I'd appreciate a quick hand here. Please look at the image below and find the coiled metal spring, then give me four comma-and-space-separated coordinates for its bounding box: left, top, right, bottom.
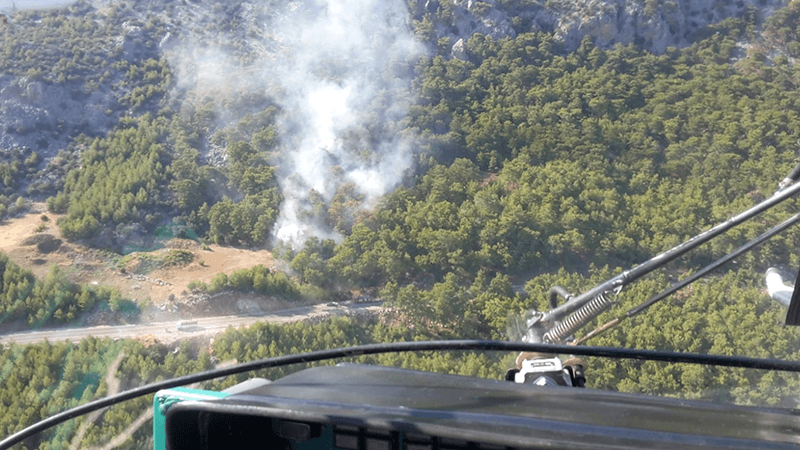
543, 292, 615, 343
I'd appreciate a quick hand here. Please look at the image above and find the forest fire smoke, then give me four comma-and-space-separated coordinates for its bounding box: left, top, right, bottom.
269, 0, 423, 244
170, 0, 424, 246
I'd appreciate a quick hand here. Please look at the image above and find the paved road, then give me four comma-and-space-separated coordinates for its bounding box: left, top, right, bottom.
0, 302, 382, 345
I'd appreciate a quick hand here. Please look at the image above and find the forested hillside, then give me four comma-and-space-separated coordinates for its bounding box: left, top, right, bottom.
4, 1, 800, 449
295, 16, 800, 335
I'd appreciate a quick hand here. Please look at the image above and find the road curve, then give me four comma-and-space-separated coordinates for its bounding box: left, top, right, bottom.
0, 302, 383, 346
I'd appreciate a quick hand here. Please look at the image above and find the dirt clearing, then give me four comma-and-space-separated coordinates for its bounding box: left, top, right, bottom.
0, 204, 278, 306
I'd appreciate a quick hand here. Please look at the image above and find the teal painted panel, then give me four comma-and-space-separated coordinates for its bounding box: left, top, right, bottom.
153, 388, 229, 450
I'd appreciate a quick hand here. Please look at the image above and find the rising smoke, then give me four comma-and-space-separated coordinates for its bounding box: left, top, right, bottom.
170, 0, 425, 246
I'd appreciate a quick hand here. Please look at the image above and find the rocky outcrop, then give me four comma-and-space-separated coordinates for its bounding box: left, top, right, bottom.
0, 50, 146, 160
414, 0, 789, 57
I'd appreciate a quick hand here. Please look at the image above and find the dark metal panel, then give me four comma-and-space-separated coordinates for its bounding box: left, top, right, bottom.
166, 364, 800, 450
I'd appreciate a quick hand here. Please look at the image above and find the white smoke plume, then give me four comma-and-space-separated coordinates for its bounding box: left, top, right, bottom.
270, 0, 424, 244
169, 0, 425, 246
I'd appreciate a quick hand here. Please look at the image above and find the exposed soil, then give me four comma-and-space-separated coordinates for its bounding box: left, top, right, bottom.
0, 204, 282, 312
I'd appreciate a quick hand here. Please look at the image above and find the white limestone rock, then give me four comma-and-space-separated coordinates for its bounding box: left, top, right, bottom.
417, 0, 790, 54
452, 37, 468, 60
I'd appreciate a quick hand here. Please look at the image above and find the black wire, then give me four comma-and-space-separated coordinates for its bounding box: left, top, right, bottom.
4, 340, 800, 450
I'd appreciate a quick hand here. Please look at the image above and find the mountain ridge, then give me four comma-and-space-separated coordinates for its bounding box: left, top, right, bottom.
410, 0, 789, 58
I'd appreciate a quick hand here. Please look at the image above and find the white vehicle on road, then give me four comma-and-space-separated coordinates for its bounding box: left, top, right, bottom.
176, 320, 198, 332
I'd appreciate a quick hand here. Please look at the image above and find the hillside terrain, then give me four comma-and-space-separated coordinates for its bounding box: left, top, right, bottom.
5, 0, 800, 449
416, 0, 790, 55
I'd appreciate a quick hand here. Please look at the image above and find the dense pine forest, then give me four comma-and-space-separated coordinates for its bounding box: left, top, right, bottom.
5, 0, 800, 449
